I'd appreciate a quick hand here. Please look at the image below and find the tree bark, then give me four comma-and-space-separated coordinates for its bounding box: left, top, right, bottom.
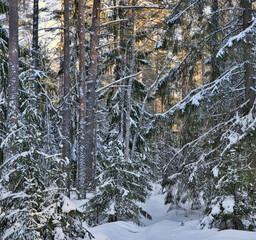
84, 0, 101, 187
77, 0, 87, 197
63, 0, 72, 194
113, 0, 120, 81
210, 0, 220, 82
59, 0, 64, 101
119, 0, 125, 151
241, 0, 254, 113
32, 0, 39, 95
5, 0, 19, 163
124, 0, 136, 162
181, 14, 186, 99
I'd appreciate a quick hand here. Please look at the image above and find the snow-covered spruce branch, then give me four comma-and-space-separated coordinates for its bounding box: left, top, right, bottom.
161, 64, 247, 171
165, 104, 256, 180
96, 72, 142, 93
0, 126, 26, 149
220, 107, 256, 156
0, 151, 31, 171
158, 64, 243, 118
217, 18, 256, 58
167, 104, 256, 186
167, 0, 200, 26
0, 36, 8, 49
101, 5, 171, 11
164, 117, 232, 173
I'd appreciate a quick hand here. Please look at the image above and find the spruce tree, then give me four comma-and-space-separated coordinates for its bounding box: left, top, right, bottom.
162, 0, 256, 230
0, 2, 92, 238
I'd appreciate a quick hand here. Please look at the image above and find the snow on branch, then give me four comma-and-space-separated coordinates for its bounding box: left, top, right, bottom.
101, 5, 171, 11
96, 72, 142, 93
158, 64, 243, 118
167, 0, 200, 26
217, 18, 256, 58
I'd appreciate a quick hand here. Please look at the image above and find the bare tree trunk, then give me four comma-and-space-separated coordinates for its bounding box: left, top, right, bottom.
32, 0, 39, 95
201, 54, 206, 85
119, 0, 125, 152
59, 0, 64, 101
124, 0, 135, 162
84, 0, 101, 188
241, 0, 254, 113
113, 0, 120, 81
181, 14, 186, 99
5, 0, 19, 163
210, 0, 220, 82
77, 0, 87, 197
63, 0, 71, 195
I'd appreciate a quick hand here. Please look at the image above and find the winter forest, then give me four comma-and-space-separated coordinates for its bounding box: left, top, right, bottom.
0, 0, 256, 239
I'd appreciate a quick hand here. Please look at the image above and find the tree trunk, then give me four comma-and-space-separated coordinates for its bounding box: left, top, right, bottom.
124, 0, 136, 162
5, 0, 19, 163
63, 0, 71, 195
181, 14, 186, 99
210, 0, 220, 82
241, 0, 254, 113
77, 0, 87, 197
32, 0, 39, 95
59, 0, 64, 101
84, 0, 101, 188
119, 0, 125, 152
113, 0, 120, 81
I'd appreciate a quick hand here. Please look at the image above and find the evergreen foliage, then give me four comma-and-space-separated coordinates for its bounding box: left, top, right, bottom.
0, 100, 90, 239
0, 30, 91, 239
86, 137, 152, 225
0, 0, 256, 236
163, 1, 256, 230
86, 79, 154, 225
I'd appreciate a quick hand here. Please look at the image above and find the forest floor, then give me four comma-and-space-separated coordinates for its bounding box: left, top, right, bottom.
87, 185, 256, 240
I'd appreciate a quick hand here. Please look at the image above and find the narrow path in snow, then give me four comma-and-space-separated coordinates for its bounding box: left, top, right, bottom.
90, 186, 256, 240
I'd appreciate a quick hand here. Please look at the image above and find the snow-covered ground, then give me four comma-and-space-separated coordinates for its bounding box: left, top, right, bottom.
89, 185, 256, 240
